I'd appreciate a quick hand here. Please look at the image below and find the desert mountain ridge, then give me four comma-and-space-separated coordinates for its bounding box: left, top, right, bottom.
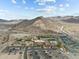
0, 16, 79, 36
0, 16, 79, 24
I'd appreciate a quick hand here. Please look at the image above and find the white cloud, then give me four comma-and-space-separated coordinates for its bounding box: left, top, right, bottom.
0, 9, 11, 19
36, 6, 56, 14
25, 7, 34, 10
22, 0, 26, 4
59, 4, 64, 8
59, 8, 65, 11
35, 0, 56, 3
12, 0, 16, 4
35, 0, 56, 5
0, 11, 27, 20
11, 0, 26, 4
0, 12, 7, 16
66, 4, 70, 7
38, 2, 45, 5
25, 7, 29, 10
0, 9, 8, 12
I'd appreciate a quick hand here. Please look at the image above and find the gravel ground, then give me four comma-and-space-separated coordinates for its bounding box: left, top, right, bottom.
0, 53, 21, 59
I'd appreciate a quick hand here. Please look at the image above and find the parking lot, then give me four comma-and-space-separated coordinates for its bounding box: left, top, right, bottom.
26, 47, 69, 59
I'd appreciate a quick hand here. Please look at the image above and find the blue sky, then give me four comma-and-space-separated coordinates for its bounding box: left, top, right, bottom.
0, 0, 79, 20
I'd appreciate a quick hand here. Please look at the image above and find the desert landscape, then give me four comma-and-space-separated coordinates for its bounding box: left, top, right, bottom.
0, 0, 79, 59
0, 16, 79, 59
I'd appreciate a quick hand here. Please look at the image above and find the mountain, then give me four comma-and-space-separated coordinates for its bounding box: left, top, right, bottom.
11, 16, 60, 34
0, 16, 79, 38
0, 19, 7, 22
61, 16, 79, 23
10, 16, 79, 39
0, 19, 22, 32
